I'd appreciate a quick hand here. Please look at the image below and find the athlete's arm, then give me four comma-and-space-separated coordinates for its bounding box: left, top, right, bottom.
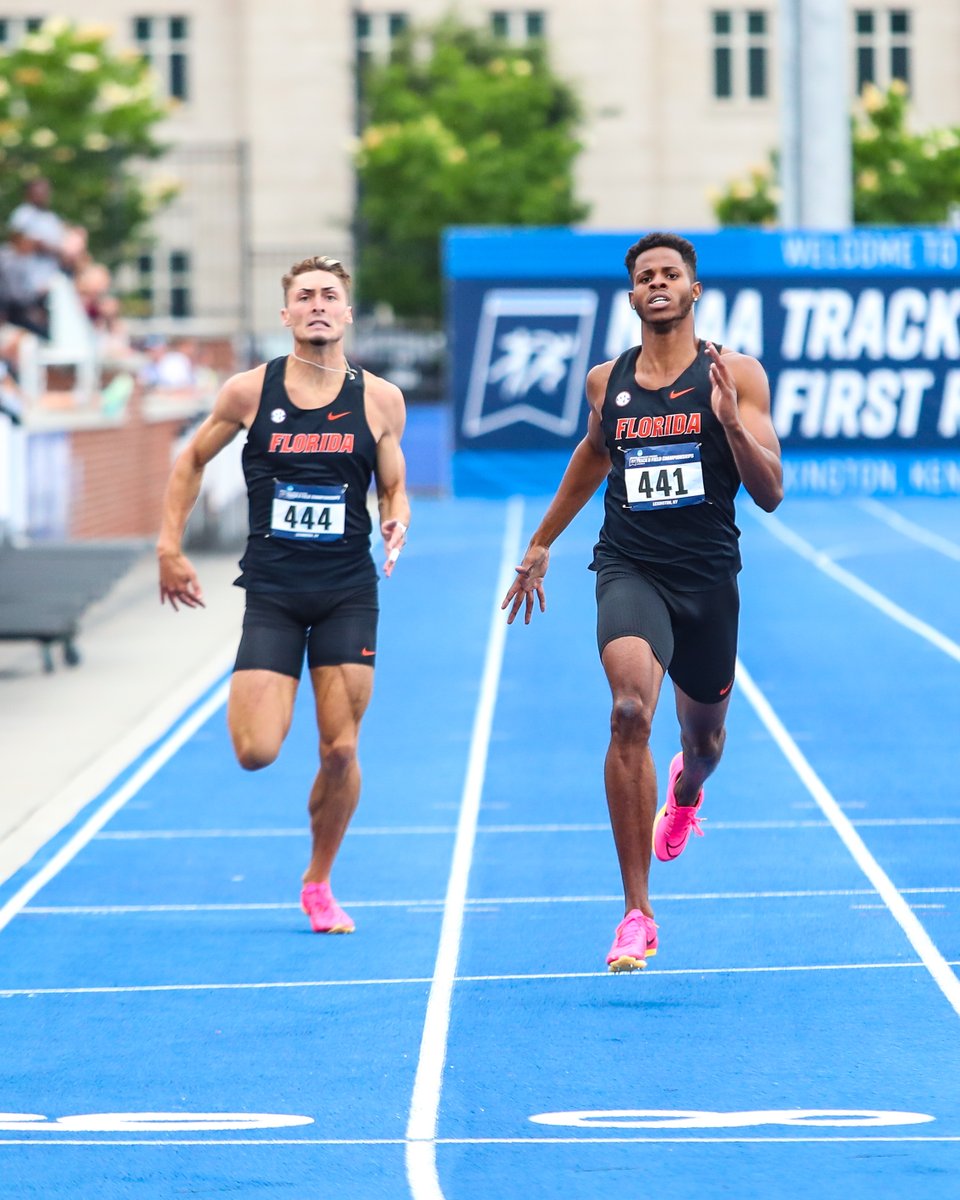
502, 362, 613, 625
157, 368, 261, 610
368, 374, 410, 578
710, 343, 783, 513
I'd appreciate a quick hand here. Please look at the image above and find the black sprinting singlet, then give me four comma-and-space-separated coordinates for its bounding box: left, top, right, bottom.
236, 356, 378, 592
592, 341, 742, 591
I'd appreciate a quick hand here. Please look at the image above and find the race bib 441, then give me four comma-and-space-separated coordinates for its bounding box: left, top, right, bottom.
624, 442, 705, 510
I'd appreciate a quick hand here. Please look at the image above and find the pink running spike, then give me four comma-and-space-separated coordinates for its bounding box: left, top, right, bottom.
606, 908, 659, 973
653, 751, 705, 862
301, 881, 355, 933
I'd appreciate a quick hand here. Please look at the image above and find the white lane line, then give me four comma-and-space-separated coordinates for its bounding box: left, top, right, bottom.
0, 648, 235, 887
759, 512, 960, 664
92, 814, 960, 841
96, 826, 458, 840
737, 659, 960, 1019
404, 498, 522, 1200
4, 1135, 960, 1147
20, 886, 960, 916
0, 977, 433, 996
0, 684, 230, 937
3, 960, 956, 998
478, 818, 960, 831
855, 904, 945, 911
858, 498, 960, 562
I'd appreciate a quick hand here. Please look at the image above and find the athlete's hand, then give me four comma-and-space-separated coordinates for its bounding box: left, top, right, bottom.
158, 550, 206, 611
501, 545, 549, 625
706, 342, 741, 430
381, 518, 407, 578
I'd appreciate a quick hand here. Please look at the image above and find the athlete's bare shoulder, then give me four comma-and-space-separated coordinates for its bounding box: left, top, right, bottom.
716, 346, 767, 380
359, 367, 406, 439
585, 358, 616, 412
213, 362, 268, 427
717, 345, 763, 369
711, 344, 771, 411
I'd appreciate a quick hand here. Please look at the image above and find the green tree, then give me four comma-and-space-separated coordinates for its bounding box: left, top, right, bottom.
711, 81, 960, 226
0, 18, 174, 267
354, 18, 588, 318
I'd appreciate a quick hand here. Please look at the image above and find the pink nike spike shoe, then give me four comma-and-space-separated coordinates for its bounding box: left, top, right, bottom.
301, 881, 355, 933
606, 909, 659, 973
653, 752, 705, 862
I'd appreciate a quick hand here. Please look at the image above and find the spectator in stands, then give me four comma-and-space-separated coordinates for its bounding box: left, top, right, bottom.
138, 335, 197, 390
92, 294, 133, 361
0, 357, 22, 425
0, 177, 87, 339
75, 261, 113, 324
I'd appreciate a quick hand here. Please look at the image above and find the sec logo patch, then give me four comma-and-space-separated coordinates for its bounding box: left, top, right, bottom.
615, 391, 632, 407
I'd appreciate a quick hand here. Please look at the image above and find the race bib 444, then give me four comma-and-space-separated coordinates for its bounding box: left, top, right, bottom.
270, 482, 346, 541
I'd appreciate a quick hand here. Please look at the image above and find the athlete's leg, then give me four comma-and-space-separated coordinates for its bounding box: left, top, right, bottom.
601, 636, 665, 916
671, 685, 732, 805
302, 662, 374, 884
229, 591, 307, 769
228, 669, 299, 770
666, 578, 739, 805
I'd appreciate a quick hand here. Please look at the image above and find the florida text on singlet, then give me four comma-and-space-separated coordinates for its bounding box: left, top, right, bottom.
592, 341, 743, 590
236, 357, 377, 592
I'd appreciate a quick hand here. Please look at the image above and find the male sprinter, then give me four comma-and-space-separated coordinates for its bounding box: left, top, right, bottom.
158, 255, 409, 934
502, 232, 782, 971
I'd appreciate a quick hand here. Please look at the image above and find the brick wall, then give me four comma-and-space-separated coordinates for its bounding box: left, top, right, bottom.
68, 399, 187, 538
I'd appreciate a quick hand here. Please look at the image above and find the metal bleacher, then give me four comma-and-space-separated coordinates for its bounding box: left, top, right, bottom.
0, 537, 143, 672
0, 268, 145, 671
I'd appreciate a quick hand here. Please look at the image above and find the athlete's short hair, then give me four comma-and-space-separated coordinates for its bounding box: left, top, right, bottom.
282, 255, 352, 300
624, 233, 697, 281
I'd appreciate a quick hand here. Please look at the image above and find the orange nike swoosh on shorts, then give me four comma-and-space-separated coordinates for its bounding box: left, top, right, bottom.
327, 410, 350, 421
361, 647, 376, 657
669, 387, 695, 399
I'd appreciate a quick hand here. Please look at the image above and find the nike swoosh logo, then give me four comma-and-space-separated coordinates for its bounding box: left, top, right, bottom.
327, 410, 350, 421
669, 387, 695, 400
719, 679, 734, 696
361, 647, 376, 657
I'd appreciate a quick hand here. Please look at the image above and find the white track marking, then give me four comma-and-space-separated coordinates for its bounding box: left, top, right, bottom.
405, 498, 523, 1200
0, 649, 235, 886
3, 960, 956, 999
20, 885, 960, 916
91, 814, 960, 841
96, 826, 460, 839
0, 684, 229, 937
858, 498, 960, 562
4, 1135, 960, 1146
737, 659, 960, 1019
758, 513, 960, 663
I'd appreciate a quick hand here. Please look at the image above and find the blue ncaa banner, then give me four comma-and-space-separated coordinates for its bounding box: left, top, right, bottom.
445, 228, 960, 474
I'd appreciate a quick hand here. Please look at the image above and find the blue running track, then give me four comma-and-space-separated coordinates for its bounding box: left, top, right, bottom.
1, 493, 958, 1199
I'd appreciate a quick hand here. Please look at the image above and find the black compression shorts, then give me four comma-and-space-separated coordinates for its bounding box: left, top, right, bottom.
595, 561, 739, 704
234, 585, 379, 679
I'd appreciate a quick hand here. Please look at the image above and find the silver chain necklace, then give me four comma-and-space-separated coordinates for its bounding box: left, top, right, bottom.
290, 351, 356, 381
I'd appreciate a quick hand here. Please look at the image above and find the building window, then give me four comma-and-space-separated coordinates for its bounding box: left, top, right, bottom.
135, 253, 154, 314
169, 250, 192, 318
0, 16, 43, 45
133, 15, 190, 101
134, 250, 192, 318
490, 10, 546, 45
711, 9, 770, 101
354, 10, 408, 68
854, 8, 911, 92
